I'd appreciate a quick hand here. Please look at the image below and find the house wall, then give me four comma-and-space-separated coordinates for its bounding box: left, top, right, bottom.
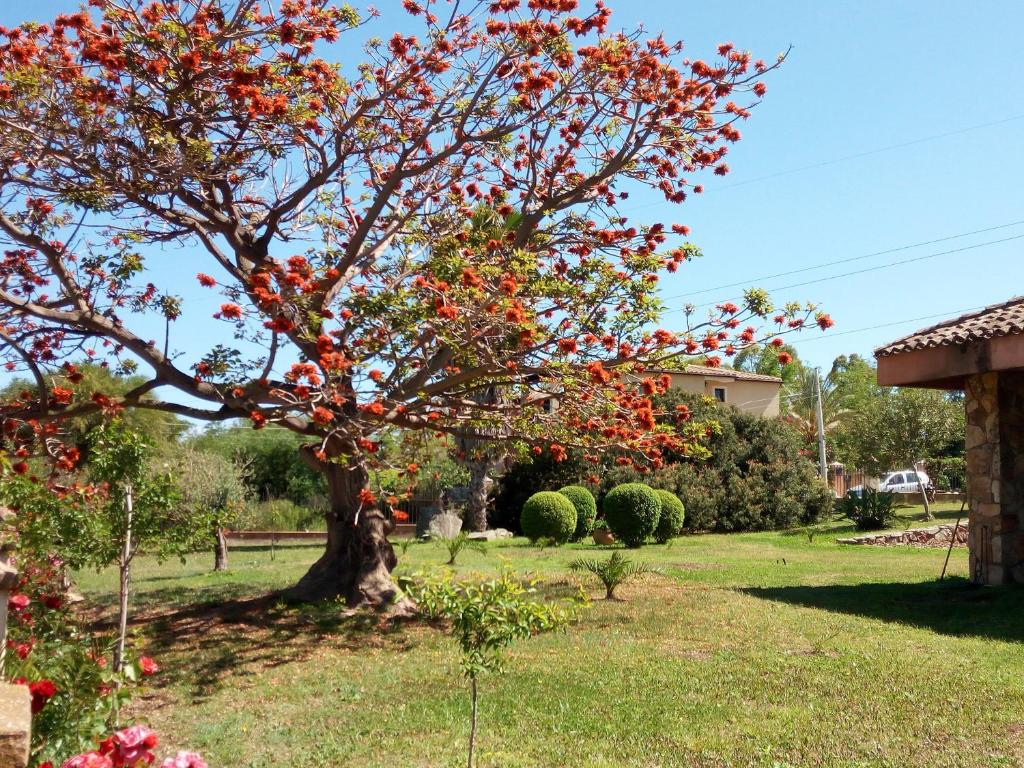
663, 373, 781, 417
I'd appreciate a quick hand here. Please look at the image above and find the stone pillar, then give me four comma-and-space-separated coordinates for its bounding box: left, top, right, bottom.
966, 371, 1024, 584
0, 683, 30, 768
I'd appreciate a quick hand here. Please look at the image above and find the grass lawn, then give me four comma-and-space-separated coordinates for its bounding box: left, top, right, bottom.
73, 501, 1024, 768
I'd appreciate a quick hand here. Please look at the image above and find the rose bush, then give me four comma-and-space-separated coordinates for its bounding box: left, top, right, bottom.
56, 727, 207, 768
2, 553, 155, 767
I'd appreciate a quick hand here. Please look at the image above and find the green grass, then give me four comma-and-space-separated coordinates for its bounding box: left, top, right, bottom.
73, 502, 1023, 768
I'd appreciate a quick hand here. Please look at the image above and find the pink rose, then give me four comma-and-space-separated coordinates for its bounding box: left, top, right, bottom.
160, 752, 207, 768
8, 594, 29, 611
60, 752, 114, 768
104, 725, 159, 766
139, 656, 159, 676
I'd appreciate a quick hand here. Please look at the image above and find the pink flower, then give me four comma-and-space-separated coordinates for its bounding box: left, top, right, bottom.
102, 725, 158, 766
139, 657, 159, 676
60, 752, 113, 768
8, 594, 29, 611
160, 753, 207, 768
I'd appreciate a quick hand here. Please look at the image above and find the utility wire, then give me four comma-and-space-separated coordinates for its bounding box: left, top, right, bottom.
622, 113, 1024, 213
661, 218, 1024, 301
663, 232, 1024, 314
783, 304, 985, 346
710, 113, 1024, 191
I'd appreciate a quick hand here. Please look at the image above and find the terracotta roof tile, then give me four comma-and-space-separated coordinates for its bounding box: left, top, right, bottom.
875, 296, 1024, 358
645, 365, 782, 383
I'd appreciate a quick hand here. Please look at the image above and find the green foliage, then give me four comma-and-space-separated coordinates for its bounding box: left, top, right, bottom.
190, 425, 326, 507
832, 388, 964, 475
438, 531, 488, 565
402, 570, 573, 679
492, 450, 584, 531
557, 485, 597, 540
3, 556, 149, 766
568, 551, 662, 599
929, 456, 966, 492
2, 422, 206, 570
163, 446, 249, 531
839, 489, 899, 531
520, 491, 577, 544
653, 489, 685, 544
237, 499, 325, 531
602, 483, 661, 547
494, 391, 832, 534
0, 365, 188, 457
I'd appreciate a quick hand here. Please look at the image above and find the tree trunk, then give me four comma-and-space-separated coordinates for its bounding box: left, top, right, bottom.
464, 460, 490, 533
285, 460, 400, 607
113, 485, 133, 676
213, 527, 229, 572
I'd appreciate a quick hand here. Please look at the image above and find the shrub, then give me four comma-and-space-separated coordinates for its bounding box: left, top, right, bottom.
558, 485, 597, 540
602, 483, 661, 547
839, 489, 898, 531
520, 492, 577, 544
653, 490, 685, 543
492, 451, 586, 531
493, 392, 833, 534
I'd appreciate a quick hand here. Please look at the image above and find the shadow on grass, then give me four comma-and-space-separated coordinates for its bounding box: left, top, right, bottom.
135, 593, 418, 702
743, 578, 1024, 643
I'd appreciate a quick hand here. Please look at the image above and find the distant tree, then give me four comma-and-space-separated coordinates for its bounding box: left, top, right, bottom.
837, 388, 963, 518
164, 447, 249, 571
1, 364, 187, 460
734, 342, 805, 395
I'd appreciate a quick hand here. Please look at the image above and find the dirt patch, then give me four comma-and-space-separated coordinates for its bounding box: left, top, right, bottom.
666, 562, 727, 571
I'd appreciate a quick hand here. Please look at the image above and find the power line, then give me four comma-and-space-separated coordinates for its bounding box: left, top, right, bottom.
710, 113, 1024, 192
663, 232, 1024, 314
661, 218, 1024, 301
622, 113, 1024, 213
782, 304, 984, 346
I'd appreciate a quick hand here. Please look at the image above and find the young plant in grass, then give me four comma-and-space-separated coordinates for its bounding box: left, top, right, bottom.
402, 571, 574, 768
438, 532, 488, 566
569, 551, 662, 600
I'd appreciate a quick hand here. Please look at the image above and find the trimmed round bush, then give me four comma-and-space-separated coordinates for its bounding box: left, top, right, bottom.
653, 489, 685, 544
558, 485, 597, 540
602, 483, 661, 547
520, 491, 577, 544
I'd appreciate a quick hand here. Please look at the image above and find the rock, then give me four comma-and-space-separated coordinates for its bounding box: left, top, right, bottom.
466, 528, 513, 542
428, 513, 463, 540
0, 683, 30, 768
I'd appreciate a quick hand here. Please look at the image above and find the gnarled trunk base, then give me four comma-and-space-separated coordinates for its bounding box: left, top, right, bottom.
285, 459, 402, 608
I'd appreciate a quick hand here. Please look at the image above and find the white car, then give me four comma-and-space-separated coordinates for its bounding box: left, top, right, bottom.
848, 470, 932, 497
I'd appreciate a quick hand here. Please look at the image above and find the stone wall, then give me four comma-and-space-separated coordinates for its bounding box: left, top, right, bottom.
966, 371, 1024, 584
837, 522, 968, 548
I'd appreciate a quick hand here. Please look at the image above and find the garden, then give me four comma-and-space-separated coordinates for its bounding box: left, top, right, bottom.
63, 504, 1024, 768
0, 0, 1008, 767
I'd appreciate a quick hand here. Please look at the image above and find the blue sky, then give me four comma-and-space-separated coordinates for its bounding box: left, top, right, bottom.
3, 0, 1023, 374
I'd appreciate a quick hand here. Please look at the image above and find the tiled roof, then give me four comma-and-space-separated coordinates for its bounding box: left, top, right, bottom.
875, 296, 1024, 358
646, 365, 782, 384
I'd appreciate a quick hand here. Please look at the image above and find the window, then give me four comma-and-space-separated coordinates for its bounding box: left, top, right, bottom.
713, 387, 727, 403
906, 472, 918, 483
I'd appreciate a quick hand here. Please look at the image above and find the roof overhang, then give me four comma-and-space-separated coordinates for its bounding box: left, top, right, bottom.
876, 334, 1024, 389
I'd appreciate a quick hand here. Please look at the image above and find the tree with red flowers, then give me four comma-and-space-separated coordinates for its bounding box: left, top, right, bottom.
0, 0, 829, 606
